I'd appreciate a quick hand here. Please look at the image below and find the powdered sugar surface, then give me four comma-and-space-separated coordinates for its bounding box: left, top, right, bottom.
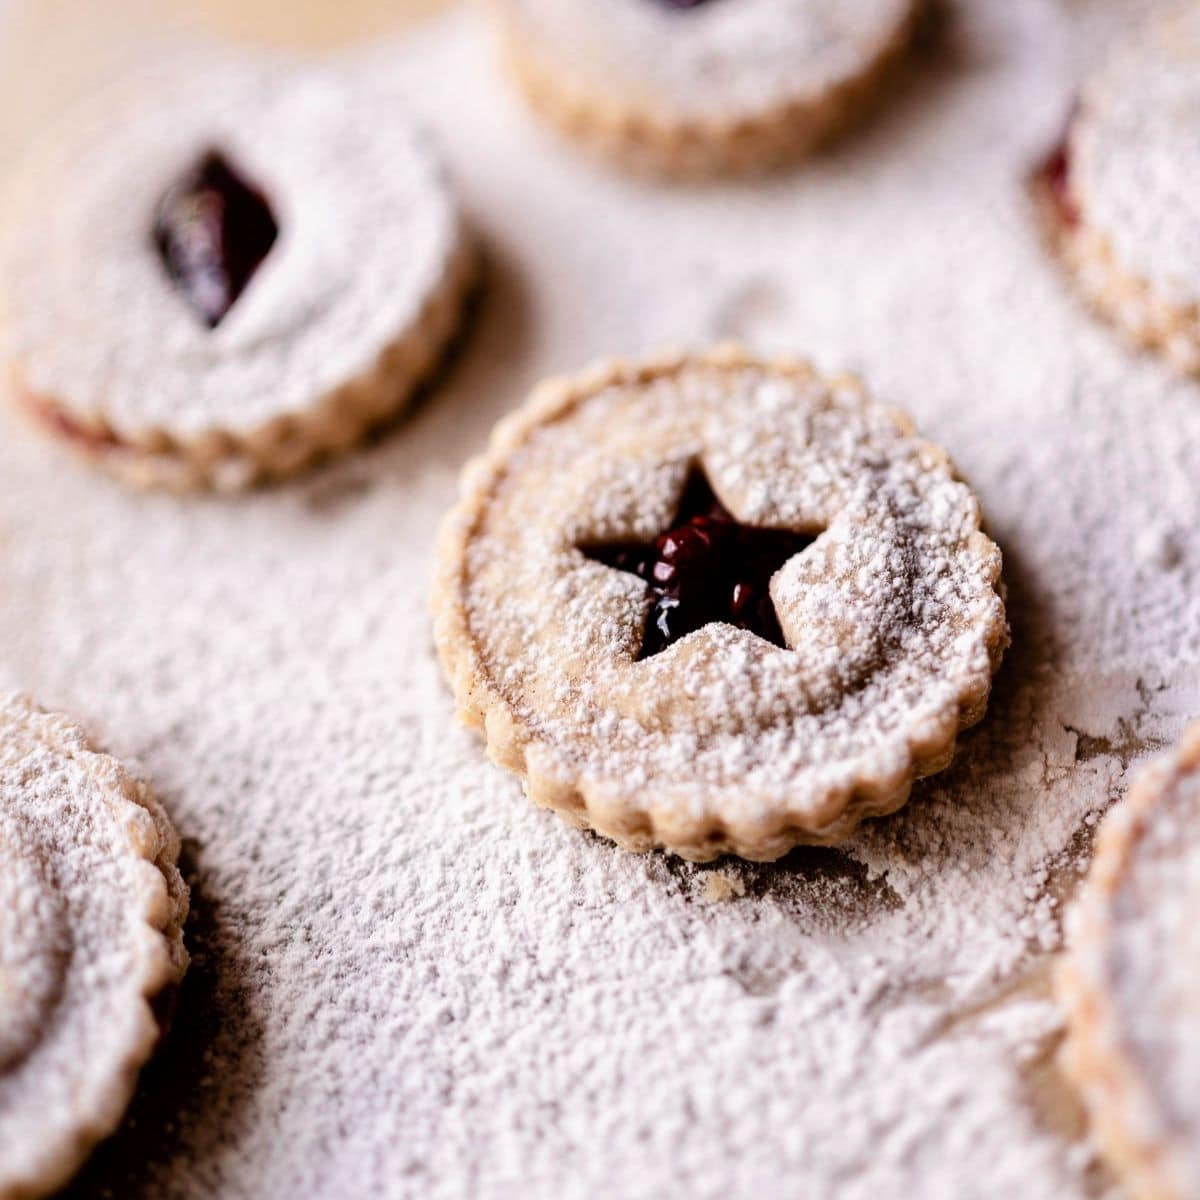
0, 57, 458, 439
1073, 7, 1200, 309
455, 360, 1003, 832
2, 1, 1199, 1197
497, 0, 913, 120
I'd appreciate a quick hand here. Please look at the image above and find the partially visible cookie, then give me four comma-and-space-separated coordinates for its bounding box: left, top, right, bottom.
432, 346, 1008, 861
484, 0, 922, 176
1034, 9, 1200, 375
0, 694, 188, 1200
1058, 725, 1200, 1200
0, 56, 473, 490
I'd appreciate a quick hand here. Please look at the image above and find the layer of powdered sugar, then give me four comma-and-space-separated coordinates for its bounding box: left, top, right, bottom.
0, 56, 459, 439
0, 694, 183, 1196
457, 361, 1002, 825
1101, 750, 1200, 1193
1072, 7, 1200, 309
0, 1, 1198, 1197
0, 814, 66, 1075
496, 0, 914, 120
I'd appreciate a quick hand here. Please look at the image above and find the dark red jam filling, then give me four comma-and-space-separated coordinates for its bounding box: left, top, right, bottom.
1038, 104, 1081, 231
21, 391, 120, 453
153, 151, 278, 328
582, 468, 817, 660
1041, 141, 1079, 228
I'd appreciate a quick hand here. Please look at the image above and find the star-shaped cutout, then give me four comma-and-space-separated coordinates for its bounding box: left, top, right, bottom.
580, 467, 820, 660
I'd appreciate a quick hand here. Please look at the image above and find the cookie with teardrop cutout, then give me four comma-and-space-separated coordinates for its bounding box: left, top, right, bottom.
0, 56, 473, 490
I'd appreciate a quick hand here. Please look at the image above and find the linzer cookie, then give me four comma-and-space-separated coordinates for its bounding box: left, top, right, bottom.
0, 694, 188, 1199
432, 347, 1008, 861
1058, 726, 1200, 1200
485, 0, 922, 176
0, 57, 473, 490
1035, 10, 1200, 375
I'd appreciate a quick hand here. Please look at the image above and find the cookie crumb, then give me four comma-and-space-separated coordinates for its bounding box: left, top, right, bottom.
701, 871, 746, 903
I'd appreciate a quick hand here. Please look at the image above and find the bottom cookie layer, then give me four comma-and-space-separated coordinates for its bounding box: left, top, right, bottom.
11, 234, 476, 491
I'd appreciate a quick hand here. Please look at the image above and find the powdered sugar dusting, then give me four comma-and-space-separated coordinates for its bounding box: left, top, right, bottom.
496, 0, 914, 120
0, 0, 1197, 1196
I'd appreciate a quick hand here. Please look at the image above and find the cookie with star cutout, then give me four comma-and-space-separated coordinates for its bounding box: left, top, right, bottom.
432, 347, 1009, 861
484, 0, 924, 176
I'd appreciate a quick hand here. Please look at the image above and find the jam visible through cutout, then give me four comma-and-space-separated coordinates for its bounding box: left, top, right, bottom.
1037, 107, 1080, 230
154, 151, 278, 328
1040, 141, 1079, 228
21, 391, 120, 453
582, 467, 818, 660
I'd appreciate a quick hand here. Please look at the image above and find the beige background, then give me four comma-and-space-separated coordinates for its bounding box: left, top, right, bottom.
0, 0, 440, 166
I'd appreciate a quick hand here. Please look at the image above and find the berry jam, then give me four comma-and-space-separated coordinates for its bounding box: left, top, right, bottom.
583, 469, 816, 660
153, 151, 278, 328
1041, 141, 1079, 228
21, 390, 120, 452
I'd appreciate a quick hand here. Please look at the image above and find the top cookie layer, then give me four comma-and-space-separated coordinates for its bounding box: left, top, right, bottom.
1071, 9, 1200, 310
0, 694, 188, 1200
494, 0, 916, 123
0, 56, 460, 441
434, 349, 1007, 859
